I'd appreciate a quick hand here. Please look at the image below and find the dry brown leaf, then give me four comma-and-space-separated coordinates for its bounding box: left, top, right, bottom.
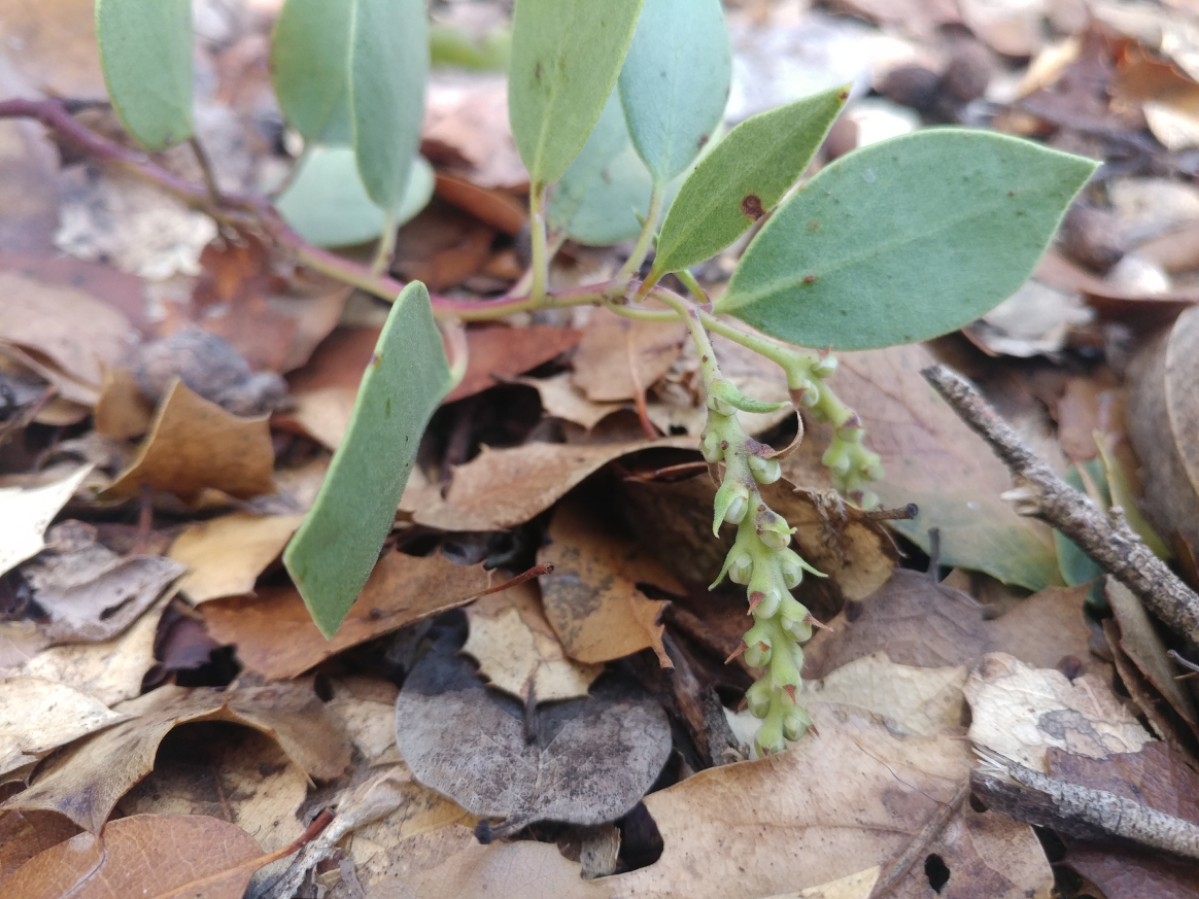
572, 309, 687, 404
0, 813, 264, 899
1, 681, 350, 831
423, 74, 528, 189
606, 702, 1051, 898
0, 0, 105, 98
169, 512, 304, 603
202, 551, 492, 680
447, 324, 583, 404
0, 464, 92, 578
965, 652, 1153, 772
0, 271, 134, 408
20, 524, 183, 643
402, 436, 695, 532
803, 571, 1098, 681
0, 810, 81, 881
104, 380, 276, 502
1126, 304, 1199, 554
93, 365, 154, 439
538, 498, 675, 665
324, 677, 403, 767
0, 677, 128, 778
958, 0, 1048, 57
434, 172, 526, 235
518, 372, 624, 430
464, 582, 602, 702
118, 725, 306, 853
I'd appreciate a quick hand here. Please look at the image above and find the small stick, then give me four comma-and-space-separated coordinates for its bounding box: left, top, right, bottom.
921, 364, 1199, 645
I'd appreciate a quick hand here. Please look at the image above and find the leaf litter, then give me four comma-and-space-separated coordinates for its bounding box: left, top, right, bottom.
4, 0, 1199, 896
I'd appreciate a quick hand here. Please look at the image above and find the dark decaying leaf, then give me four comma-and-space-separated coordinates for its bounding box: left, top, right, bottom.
395, 637, 670, 837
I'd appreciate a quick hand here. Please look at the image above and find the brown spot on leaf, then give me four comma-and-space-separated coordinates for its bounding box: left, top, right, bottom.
803, 274, 817, 285
741, 195, 765, 220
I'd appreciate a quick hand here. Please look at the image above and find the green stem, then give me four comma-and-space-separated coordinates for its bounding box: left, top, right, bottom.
527, 186, 550, 307
675, 268, 710, 303
614, 183, 665, 290
369, 206, 400, 277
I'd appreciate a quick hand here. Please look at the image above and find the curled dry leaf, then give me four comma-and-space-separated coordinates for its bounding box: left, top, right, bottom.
402, 436, 695, 532
103, 380, 276, 502
1, 681, 350, 831
964, 652, 1153, 772
463, 582, 602, 703
202, 551, 493, 680
21, 524, 184, 643
0, 677, 128, 778
538, 497, 676, 665
169, 512, 304, 603
395, 643, 670, 837
0, 813, 264, 899
0, 464, 92, 578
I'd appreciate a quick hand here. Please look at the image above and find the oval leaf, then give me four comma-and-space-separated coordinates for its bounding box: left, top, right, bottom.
548, 90, 654, 245
276, 146, 433, 247
284, 282, 452, 637
508, 0, 645, 188
618, 0, 730, 184
717, 129, 1098, 349
95, 0, 194, 151
650, 85, 848, 279
349, 0, 429, 209
271, 0, 353, 144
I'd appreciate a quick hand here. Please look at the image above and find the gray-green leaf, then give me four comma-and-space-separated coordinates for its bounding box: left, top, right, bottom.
618, 0, 730, 185
650, 85, 847, 279
95, 0, 194, 151
271, 0, 353, 144
508, 0, 645, 188
283, 282, 452, 637
276, 146, 433, 247
717, 129, 1098, 349
349, 0, 429, 209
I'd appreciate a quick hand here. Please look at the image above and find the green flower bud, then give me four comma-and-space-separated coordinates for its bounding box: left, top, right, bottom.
712, 480, 750, 535
743, 639, 771, 668
726, 550, 754, 585
777, 549, 805, 588
778, 601, 814, 642
745, 680, 772, 718
700, 428, 725, 464
821, 443, 851, 475
811, 355, 838, 378
755, 715, 786, 756
792, 382, 821, 408
747, 454, 782, 485
755, 509, 794, 551
782, 707, 812, 741
769, 644, 801, 691
748, 570, 784, 618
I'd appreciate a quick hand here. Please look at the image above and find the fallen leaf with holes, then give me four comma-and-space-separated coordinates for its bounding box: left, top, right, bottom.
0, 677, 128, 778
802, 572, 1098, 681
605, 703, 1051, 898
571, 308, 686, 403
538, 497, 675, 665
463, 582, 602, 702
169, 512, 304, 603
103, 380, 275, 502
2, 681, 349, 831
402, 436, 695, 532
394, 640, 670, 837
0, 465, 92, 578
202, 552, 492, 680
0, 813, 265, 899
20, 524, 183, 643
965, 652, 1153, 772
0, 271, 134, 407
11, 593, 167, 706
117, 725, 307, 853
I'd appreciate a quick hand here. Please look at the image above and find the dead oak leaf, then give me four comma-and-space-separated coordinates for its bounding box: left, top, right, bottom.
538, 497, 676, 665
0, 813, 264, 899
1, 681, 349, 831
463, 582, 602, 702
103, 380, 275, 502
169, 512, 304, 603
0, 464, 92, 578
202, 551, 492, 680
571, 308, 686, 403
402, 436, 695, 532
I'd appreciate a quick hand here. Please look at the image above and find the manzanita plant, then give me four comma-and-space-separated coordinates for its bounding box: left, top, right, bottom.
94, 0, 1096, 754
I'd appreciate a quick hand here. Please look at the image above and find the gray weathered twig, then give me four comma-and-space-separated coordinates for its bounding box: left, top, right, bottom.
921, 364, 1199, 645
